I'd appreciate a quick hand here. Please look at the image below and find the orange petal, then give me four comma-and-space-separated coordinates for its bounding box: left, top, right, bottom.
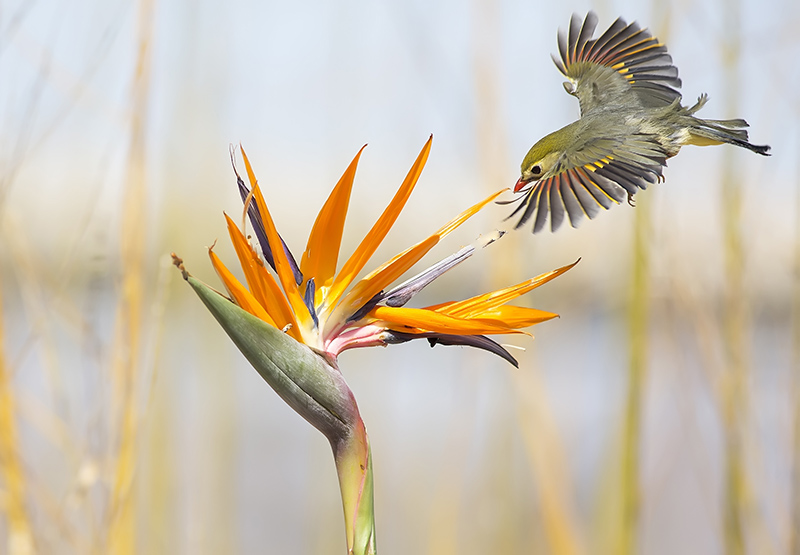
301, 145, 366, 304
224, 213, 300, 340
321, 136, 433, 317
430, 260, 578, 317
331, 189, 504, 324
208, 248, 277, 327
370, 305, 528, 336
240, 146, 311, 333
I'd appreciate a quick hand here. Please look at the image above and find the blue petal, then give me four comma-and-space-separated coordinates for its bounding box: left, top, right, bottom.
382, 245, 474, 307
303, 277, 319, 328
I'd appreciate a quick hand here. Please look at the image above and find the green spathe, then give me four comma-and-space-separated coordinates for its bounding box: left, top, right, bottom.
187, 275, 358, 441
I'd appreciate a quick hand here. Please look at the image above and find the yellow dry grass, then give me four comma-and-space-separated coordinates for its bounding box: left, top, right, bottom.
106, 0, 156, 552
0, 281, 35, 555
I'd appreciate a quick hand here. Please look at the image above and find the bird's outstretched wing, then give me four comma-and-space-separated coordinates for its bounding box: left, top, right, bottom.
553, 12, 682, 114
508, 134, 668, 233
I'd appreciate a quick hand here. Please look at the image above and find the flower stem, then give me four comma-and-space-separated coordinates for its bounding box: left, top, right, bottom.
332, 418, 377, 555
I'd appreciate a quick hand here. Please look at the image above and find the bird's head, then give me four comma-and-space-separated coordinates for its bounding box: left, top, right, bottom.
515, 135, 565, 192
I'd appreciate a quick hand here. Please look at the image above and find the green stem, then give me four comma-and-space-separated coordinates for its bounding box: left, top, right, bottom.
332, 418, 377, 555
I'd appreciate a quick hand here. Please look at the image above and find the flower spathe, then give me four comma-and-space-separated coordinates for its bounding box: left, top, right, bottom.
211, 136, 576, 368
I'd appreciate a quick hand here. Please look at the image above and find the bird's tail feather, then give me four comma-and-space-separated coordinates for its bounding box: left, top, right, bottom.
683, 93, 770, 155
689, 118, 771, 155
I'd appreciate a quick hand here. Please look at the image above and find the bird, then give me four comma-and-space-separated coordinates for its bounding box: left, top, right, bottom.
508, 12, 770, 233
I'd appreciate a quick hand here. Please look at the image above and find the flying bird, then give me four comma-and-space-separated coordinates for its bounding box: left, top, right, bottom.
509, 12, 770, 233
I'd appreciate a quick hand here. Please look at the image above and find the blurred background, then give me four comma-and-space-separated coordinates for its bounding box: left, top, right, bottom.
0, 0, 797, 553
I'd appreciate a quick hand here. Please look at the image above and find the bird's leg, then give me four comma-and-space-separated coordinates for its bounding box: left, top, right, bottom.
627, 192, 636, 207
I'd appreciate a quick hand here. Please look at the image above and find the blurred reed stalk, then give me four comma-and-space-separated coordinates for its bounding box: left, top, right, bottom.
514, 369, 583, 555
424, 403, 471, 555
791, 127, 800, 554
719, 4, 749, 554
0, 285, 35, 555
620, 184, 650, 555
617, 8, 670, 554
107, 0, 155, 552
471, 1, 516, 552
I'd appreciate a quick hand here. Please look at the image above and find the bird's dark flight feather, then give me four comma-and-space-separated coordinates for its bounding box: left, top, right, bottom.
553, 12, 682, 113
509, 133, 667, 233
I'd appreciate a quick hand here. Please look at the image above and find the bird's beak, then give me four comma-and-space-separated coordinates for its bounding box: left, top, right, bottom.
514, 176, 531, 193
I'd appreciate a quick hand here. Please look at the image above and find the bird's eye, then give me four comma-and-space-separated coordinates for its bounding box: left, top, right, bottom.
530, 165, 542, 176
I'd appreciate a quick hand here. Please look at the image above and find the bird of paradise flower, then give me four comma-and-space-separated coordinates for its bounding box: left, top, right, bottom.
172, 136, 576, 554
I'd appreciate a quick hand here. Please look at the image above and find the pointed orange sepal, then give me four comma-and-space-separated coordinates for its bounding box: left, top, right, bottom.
456, 305, 559, 327
223, 213, 301, 340
208, 247, 277, 327
240, 146, 311, 334
322, 136, 433, 317
301, 145, 366, 305
430, 260, 578, 317
370, 305, 530, 336
432, 188, 506, 237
